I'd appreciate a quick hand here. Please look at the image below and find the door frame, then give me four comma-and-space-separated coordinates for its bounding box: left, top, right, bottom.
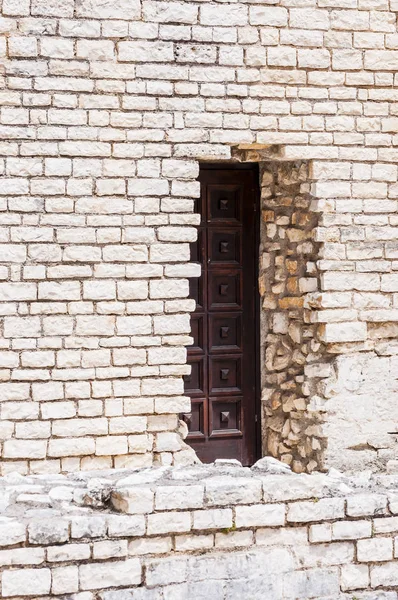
196, 161, 262, 464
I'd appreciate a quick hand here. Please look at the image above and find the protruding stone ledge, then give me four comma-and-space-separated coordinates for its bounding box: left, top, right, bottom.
0, 461, 397, 597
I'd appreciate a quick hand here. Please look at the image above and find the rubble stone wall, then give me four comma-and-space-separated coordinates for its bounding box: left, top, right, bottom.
0, 463, 398, 599
1, 0, 398, 473
258, 160, 326, 473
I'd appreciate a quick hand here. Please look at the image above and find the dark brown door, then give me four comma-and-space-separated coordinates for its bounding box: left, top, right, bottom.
182, 164, 259, 466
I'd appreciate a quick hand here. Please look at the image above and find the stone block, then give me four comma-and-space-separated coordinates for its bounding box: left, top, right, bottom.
0, 520, 26, 546
340, 563, 369, 591
147, 511, 191, 535
52, 565, 79, 594
2, 568, 51, 597
79, 559, 142, 590
155, 484, 204, 510
193, 508, 233, 531
76, 0, 141, 19
235, 504, 286, 528
357, 537, 393, 562
28, 519, 69, 544
205, 477, 262, 506
346, 494, 388, 517
146, 557, 188, 586
111, 487, 154, 514
370, 561, 398, 587
107, 515, 146, 537
287, 498, 345, 523
332, 519, 372, 540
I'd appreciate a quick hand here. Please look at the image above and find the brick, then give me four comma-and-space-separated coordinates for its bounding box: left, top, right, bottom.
79, 560, 142, 590
371, 561, 398, 587
332, 520, 372, 540
2, 568, 51, 597
357, 537, 393, 562
193, 509, 233, 531
155, 485, 204, 510
205, 478, 262, 506
52, 565, 79, 594
287, 498, 345, 523
346, 494, 388, 517
0, 520, 26, 546
147, 512, 191, 535
76, 0, 140, 19
340, 563, 369, 591
235, 504, 285, 527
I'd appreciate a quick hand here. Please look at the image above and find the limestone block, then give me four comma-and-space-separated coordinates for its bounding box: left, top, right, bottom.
370, 561, 398, 587
365, 50, 398, 70
346, 494, 388, 516
205, 477, 262, 506
319, 322, 367, 342
52, 565, 79, 594
47, 543, 91, 562
93, 540, 128, 559
282, 567, 339, 598
2, 568, 51, 597
107, 515, 145, 537
3, 440, 47, 459
0, 547, 44, 566
174, 533, 213, 552
309, 523, 332, 543
76, 0, 140, 19
144, 2, 197, 24
215, 530, 254, 549
128, 536, 172, 556
0, 520, 26, 546
28, 519, 69, 544
118, 42, 174, 63
71, 516, 107, 539
155, 484, 204, 510
287, 498, 345, 522
357, 537, 393, 562
79, 559, 142, 590
289, 8, 329, 29
340, 563, 369, 591
146, 557, 187, 587
193, 508, 233, 531
111, 487, 154, 514
200, 4, 247, 26
235, 504, 285, 527
332, 519, 372, 540
147, 511, 191, 535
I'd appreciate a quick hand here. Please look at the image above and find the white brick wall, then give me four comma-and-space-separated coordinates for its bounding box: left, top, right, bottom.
0, 0, 398, 473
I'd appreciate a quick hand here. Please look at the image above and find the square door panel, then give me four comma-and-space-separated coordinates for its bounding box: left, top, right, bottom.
208, 185, 242, 223
208, 229, 241, 266
184, 356, 206, 396
190, 314, 206, 353
209, 397, 242, 437
208, 271, 242, 310
209, 355, 242, 394
182, 399, 205, 438
209, 314, 241, 352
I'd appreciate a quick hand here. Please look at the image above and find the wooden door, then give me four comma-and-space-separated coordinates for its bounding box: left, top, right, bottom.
182, 164, 259, 466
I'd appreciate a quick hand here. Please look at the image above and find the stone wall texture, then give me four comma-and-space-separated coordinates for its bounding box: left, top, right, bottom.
0, 463, 397, 599
0, 0, 398, 473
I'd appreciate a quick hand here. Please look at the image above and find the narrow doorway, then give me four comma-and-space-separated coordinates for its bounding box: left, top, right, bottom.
182, 164, 260, 466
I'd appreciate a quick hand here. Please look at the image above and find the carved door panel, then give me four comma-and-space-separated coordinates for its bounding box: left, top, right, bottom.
182, 165, 259, 466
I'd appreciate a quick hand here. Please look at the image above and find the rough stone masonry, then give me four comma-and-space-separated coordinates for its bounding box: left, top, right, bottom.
0, 460, 398, 599
1, 0, 398, 475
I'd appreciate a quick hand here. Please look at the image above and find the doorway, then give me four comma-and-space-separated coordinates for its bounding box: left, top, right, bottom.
182, 164, 260, 466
